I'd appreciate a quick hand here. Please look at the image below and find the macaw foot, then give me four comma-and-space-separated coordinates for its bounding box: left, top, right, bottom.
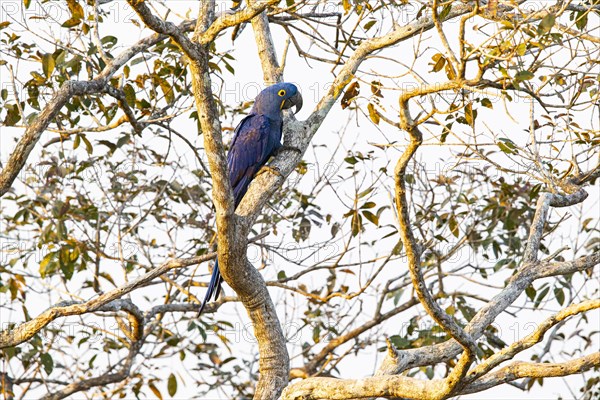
257, 165, 283, 178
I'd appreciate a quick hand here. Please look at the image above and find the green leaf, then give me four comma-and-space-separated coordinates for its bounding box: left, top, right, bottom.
167, 373, 177, 397
277, 270, 287, 280
425, 366, 434, 379
41, 353, 53, 374
358, 187, 374, 198
516, 42, 527, 56
364, 20, 376, 31
497, 138, 518, 154
360, 201, 376, 209
101, 35, 118, 48
81, 134, 93, 154
538, 13, 555, 35
312, 324, 321, 343
3, 104, 21, 126
390, 334, 411, 349
440, 123, 452, 143
534, 286, 550, 308
525, 285, 536, 300
158, 78, 174, 104
285, 0, 296, 11
362, 210, 379, 226
575, 11, 588, 31
554, 288, 565, 306
515, 70, 534, 81
39, 252, 55, 278
481, 98, 493, 109
42, 53, 55, 78
392, 239, 403, 255
59, 255, 74, 280
344, 156, 358, 165
351, 211, 362, 237
0, 21, 10, 30
124, 84, 136, 106
62, 17, 81, 28
449, 215, 459, 238
98, 140, 117, 153
116, 134, 130, 149
464, 103, 475, 127
23, 0, 31, 9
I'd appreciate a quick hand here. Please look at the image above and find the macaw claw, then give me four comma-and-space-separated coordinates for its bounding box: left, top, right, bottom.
257, 165, 283, 178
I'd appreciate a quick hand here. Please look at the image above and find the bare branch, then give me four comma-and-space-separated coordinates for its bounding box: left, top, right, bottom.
281, 353, 599, 400
0, 253, 214, 349
467, 299, 600, 382
249, 0, 283, 83
462, 352, 600, 395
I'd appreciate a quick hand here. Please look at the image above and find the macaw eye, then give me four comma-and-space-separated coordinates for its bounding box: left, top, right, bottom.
278, 89, 286, 97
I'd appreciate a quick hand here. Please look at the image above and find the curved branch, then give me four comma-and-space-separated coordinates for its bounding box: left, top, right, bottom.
462, 352, 600, 395
467, 299, 600, 382
198, 0, 281, 45
281, 353, 599, 400
0, 253, 214, 349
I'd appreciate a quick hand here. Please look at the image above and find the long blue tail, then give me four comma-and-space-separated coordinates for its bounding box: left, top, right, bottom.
198, 259, 221, 316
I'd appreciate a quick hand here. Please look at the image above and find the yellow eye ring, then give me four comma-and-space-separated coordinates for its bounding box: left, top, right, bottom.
278, 89, 286, 97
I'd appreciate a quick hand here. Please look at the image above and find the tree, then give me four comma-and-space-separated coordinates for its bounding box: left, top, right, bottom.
0, 0, 598, 399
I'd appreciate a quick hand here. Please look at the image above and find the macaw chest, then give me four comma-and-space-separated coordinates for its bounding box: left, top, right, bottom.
266, 120, 283, 155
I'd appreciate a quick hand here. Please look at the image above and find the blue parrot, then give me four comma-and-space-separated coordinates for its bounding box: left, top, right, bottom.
198, 82, 303, 315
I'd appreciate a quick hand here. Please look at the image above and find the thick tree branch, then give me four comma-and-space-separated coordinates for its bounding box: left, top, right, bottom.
466, 299, 600, 382
461, 352, 600, 395
248, 0, 283, 84
523, 188, 589, 264
198, 0, 281, 45
281, 352, 599, 400
392, 94, 476, 397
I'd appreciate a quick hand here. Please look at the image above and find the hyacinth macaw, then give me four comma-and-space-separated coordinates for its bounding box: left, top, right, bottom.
198, 82, 303, 315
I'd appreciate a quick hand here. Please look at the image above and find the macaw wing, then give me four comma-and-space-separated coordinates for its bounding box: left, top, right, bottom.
227, 114, 273, 204
228, 114, 253, 151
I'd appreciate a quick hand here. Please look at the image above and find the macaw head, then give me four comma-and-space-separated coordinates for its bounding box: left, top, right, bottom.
252, 82, 303, 118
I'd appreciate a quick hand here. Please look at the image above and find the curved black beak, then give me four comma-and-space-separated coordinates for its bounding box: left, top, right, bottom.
282, 91, 303, 114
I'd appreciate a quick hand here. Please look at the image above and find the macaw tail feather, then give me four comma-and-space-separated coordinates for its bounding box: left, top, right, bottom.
198, 260, 221, 316
233, 174, 252, 205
